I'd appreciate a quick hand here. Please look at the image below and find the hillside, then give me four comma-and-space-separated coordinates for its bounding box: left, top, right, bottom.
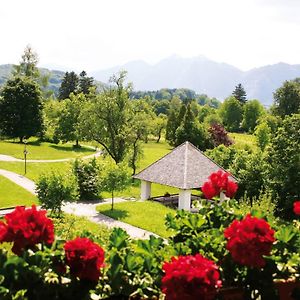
92, 56, 300, 105
0, 64, 65, 96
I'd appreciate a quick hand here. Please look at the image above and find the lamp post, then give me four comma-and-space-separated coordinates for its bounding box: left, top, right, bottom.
23, 139, 28, 174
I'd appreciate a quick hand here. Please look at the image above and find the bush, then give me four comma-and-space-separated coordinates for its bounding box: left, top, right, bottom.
72, 158, 101, 201
36, 172, 78, 215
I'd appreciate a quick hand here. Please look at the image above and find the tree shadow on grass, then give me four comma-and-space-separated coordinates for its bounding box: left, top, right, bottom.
98, 209, 129, 221
49, 144, 94, 153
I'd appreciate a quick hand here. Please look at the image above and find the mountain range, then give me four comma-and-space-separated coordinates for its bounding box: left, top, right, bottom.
91, 55, 300, 106
1, 56, 300, 106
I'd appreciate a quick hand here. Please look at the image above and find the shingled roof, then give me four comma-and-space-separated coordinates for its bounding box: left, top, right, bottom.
134, 141, 235, 189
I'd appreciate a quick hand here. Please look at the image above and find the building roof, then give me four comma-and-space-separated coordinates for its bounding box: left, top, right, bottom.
134, 141, 235, 189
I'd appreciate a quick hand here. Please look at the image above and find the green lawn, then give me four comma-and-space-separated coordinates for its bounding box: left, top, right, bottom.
229, 132, 257, 151
0, 138, 95, 160
96, 200, 175, 238
0, 175, 37, 208
0, 161, 71, 181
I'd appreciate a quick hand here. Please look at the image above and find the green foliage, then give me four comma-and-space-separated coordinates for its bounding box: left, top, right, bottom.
101, 164, 131, 210
266, 114, 300, 218
254, 122, 271, 151
58, 71, 79, 100
175, 103, 211, 150
36, 172, 78, 215
0, 76, 43, 142
72, 158, 101, 201
232, 83, 247, 105
205, 144, 238, 169
54, 93, 86, 145
273, 80, 300, 118
242, 99, 265, 132
80, 71, 135, 164
220, 96, 243, 132
151, 114, 167, 143
97, 228, 168, 299
78, 71, 95, 95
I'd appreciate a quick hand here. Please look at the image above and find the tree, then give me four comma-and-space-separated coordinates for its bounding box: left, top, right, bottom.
208, 123, 233, 147
242, 99, 265, 132
101, 164, 130, 210
78, 70, 95, 94
79, 71, 133, 164
219, 96, 243, 132
54, 93, 85, 146
166, 99, 185, 145
128, 99, 155, 175
13, 45, 39, 79
232, 83, 247, 105
152, 114, 167, 143
266, 114, 300, 218
0, 76, 43, 142
175, 103, 211, 150
273, 80, 300, 118
58, 71, 79, 100
254, 122, 271, 151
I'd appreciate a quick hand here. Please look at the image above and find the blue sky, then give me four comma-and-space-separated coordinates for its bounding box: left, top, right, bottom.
1, 0, 300, 72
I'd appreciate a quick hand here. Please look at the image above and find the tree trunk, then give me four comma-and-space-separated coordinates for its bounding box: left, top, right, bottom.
20, 136, 23, 143
111, 191, 114, 211
156, 129, 162, 143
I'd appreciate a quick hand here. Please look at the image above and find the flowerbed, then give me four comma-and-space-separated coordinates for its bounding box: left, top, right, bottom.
0, 171, 299, 300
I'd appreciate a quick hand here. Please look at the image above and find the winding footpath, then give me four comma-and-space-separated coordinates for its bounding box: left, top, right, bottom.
0, 151, 157, 240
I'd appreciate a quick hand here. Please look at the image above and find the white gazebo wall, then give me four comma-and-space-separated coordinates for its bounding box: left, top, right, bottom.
140, 180, 151, 200
178, 189, 191, 211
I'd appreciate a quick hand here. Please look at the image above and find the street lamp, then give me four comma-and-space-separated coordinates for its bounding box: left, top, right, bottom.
23, 139, 28, 174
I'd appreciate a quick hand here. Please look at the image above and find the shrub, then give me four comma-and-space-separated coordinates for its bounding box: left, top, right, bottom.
208, 123, 233, 147
36, 172, 78, 216
72, 158, 101, 201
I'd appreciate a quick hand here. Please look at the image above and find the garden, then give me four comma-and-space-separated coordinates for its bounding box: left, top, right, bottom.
0, 170, 299, 300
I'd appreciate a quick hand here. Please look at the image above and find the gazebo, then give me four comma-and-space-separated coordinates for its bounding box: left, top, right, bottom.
133, 141, 235, 211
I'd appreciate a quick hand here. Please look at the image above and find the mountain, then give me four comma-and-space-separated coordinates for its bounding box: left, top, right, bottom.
92, 56, 300, 105
0, 64, 65, 96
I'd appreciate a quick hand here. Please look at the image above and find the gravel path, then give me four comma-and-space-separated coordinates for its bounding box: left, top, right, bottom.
0, 169, 157, 240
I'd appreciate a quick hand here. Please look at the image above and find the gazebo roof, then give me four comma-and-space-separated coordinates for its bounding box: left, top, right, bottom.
134, 141, 235, 189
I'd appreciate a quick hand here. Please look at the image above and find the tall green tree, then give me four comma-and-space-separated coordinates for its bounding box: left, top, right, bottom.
13, 45, 39, 79
175, 103, 211, 150
166, 99, 185, 145
101, 164, 130, 210
54, 93, 86, 146
232, 83, 247, 105
242, 99, 265, 132
78, 70, 95, 94
0, 76, 43, 142
219, 96, 243, 132
273, 80, 300, 118
266, 114, 300, 218
58, 71, 79, 100
79, 71, 133, 164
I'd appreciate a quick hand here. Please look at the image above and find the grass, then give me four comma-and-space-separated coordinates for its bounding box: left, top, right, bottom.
0, 161, 71, 181
0, 138, 95, 160
229, 132, 257, 151
0, 175, 37, 208
96, 200, 176, 238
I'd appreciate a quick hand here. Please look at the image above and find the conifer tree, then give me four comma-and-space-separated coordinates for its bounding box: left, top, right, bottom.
232, 83, 247, 105
58, 71, 79, 100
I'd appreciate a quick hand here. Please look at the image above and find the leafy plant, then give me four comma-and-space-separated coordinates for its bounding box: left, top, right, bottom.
36, 172, 78, 216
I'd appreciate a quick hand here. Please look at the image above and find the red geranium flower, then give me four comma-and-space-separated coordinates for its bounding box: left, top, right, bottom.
224, 214, 275, 268
162, 254, 222, 300
64, 237, 105, 282
201, 170, 238, 199
0, 205, 54, 255
293, 201, 300, 216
